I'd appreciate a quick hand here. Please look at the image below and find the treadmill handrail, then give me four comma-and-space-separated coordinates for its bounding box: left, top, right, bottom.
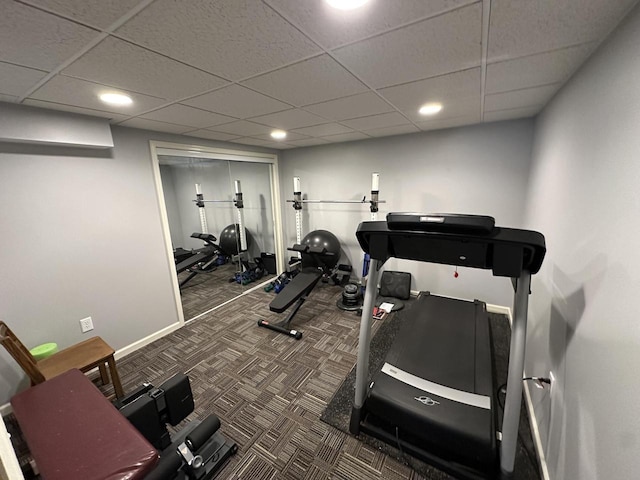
355, 220, 546, 276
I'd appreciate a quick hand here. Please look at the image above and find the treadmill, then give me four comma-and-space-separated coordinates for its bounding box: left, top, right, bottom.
349, 213, 546, 479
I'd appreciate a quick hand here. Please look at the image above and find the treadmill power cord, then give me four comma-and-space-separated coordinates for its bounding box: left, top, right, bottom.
394, 426, 422, 473
496, 377, 550, 476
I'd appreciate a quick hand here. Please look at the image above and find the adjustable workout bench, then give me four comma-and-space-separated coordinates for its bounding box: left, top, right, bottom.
257, 243, 334, 339
175, 233, 224, 289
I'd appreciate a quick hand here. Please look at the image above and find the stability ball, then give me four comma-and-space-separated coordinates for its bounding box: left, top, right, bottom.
300, 229, 340, 270
219, 224, 250, 255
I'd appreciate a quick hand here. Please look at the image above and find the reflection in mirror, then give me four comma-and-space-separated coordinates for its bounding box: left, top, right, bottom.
158, 155, 277, 321
228, 161, 277, 289
159, 156, 241, 320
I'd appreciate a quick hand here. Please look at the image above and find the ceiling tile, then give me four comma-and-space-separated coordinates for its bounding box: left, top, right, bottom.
248, 108, 327, 130
321, 131, 371, 143
488, 0, 638, 61
379, 68, 481, 121
208, 121, 275, 137
292, 123, 354, 137
484, 84, 560, 112
0, 94, 19, 103
342, 112, 410, 131
416, 114, 481, 131
251, 132, 309, 142
118, 117, 194, 134
22, 0, 141, 29
286, 137, 330, 147
115, 0, 321, 79
265, 0, 475, 49
365, 124, 421, 137
242, 54, 367, 106
333, 3, 482, 88
0, 1, 99, 70
231, 137, 286, 149
141, 104, 235, 128
0, 62, 48, 97
486, 43, 596, 94
483, 106, 542, 123
22, 98, 129, 122
64, 37, 228, 100
305, 92, 394, 121
184, 129, 241, 142
29, 75, 167, 115
182, 85, 290, 119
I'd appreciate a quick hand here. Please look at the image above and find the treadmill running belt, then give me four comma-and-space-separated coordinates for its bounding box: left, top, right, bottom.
365, 293, 496, 473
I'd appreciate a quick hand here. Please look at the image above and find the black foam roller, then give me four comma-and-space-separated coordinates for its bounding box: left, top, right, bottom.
186, 415, 221, 451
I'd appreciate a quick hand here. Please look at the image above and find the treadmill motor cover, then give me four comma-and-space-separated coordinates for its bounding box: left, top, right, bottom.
365, 293, 496, 472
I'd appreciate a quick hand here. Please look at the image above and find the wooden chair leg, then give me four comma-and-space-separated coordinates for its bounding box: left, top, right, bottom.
107, 355, 124, 399
98, 363, 109, 385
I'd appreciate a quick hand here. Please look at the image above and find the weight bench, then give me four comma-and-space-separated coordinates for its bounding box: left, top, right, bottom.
176, 233, 223, 289
11, 369, 158, 480
257, 244, 331, 339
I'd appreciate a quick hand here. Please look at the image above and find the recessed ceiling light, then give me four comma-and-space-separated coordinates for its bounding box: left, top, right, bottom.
419, 103, 443, 116
99, 92, 133, 106
325, 0, 370, 10
271, 130, 287, 140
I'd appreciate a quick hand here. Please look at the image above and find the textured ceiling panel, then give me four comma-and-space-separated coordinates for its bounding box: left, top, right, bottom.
118, 117, 194, 134
182, 85, 290, 119
249, 108, 327, 130
265, 0, 475, 49
364, 124, 421, 137
184, 129, 240, 141
305, 92, 394, 121
0, 94, 19, 103
232, 137, 290, 149
321, 131, 370, 142
379, 68, 481, 121
251, 132, 309, 142
484, 84, 560, 112
486, 43, 595, 94
115, 0, 321, 79
333, 3, 482, 88
286, 137, 330, 147
22, 0, 142, 29
342, 111, 411, 131
29, 75, 166, 114
488, 0, 638, 61
292, 122, 354, 137
140, 104, 235, 128
483, 106, 541, 123
0, 62, 48, 97
242, 54, 367, 106
416, 113, 481, 131
0, 1, 99, 70
208, 121, 276, 137
63, 37, 228, 100
22, 98, 129, 121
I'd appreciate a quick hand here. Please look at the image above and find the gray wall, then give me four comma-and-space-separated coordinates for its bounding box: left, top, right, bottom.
524, 4, 640, 480
279, 120, 534, 307
0, 107, 275, 405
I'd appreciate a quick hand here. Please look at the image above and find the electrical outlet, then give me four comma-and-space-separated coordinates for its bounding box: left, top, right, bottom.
80, 316, 94, 333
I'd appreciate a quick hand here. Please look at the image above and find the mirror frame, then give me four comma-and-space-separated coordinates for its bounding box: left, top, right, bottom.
149, 140, 285, 325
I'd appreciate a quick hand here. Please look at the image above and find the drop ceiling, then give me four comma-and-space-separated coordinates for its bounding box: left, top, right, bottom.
1, 0, 637, 149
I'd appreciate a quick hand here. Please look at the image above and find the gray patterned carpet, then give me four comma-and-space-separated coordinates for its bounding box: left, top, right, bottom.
6, 283, 541, 479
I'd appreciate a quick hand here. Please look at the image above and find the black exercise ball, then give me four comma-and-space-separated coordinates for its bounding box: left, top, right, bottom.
219, 224, 251, 255
300, 229, 340, 270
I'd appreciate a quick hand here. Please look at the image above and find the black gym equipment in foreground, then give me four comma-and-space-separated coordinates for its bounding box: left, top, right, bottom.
258, 230, 341, 340
175, 233, 226, 289
115, 373, 236, 480
350, 213, 545, 479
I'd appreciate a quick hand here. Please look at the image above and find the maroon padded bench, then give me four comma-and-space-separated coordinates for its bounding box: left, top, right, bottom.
11, 369, 158, 480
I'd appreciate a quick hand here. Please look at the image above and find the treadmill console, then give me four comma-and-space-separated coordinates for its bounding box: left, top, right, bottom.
386, 212, 495, 233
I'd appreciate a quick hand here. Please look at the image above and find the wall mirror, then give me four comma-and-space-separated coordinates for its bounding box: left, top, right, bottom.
150, 142, 284, 323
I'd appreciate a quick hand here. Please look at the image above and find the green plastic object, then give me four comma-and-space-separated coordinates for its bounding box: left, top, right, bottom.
30, 342, 58, 361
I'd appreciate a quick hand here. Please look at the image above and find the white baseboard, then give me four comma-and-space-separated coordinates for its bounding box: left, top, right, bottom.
486, 303, 511, 318
114, 322, 182, 360
523, 381, 551, 480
